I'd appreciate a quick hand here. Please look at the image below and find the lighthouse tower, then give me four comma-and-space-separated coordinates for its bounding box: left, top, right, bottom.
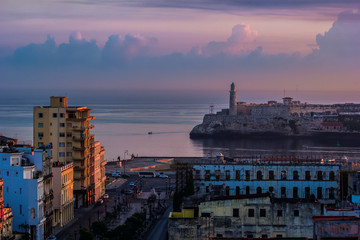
229, 82, 237, 116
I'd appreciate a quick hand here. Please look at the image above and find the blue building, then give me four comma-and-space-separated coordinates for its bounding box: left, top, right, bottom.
192, 154, 340, 205
0, 147, 49, 240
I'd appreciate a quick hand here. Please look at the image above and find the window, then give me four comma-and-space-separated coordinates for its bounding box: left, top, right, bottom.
236, 170, 240, 180
31, 208, 35, 219
329, 171, 335, 181
38, 132, 44, 139
201, 212, 210, 217
38, 123, 44, 128
19, 187, 22, 194
281, 171, 287, 180
66, 152, 72, 157
59, 142, 65, 147
20, 204, 22, 214
233, 208, 239, 217
317, 187, 322, 199
317, 171, 323, 180
277, 210, 282, 217
6, 171, 9, 176
276, 234, 283, 238
260, 209, 266, 217
52, 113, 57, 118
38, 142, 44, 148
60, 123, 65, 127
257, 187, 262, 194
67, 132, 72, 137
38, 113, 43, 118
262, 235, 268, 238
6, 187, 8, 192
215, 170, 220, 181
236, 186, 240, 195
293, 187, 298, 198
294, 210, 299, 217
329, 188, 335, 199
67, 122, 72, 127
269, 186, 274, 193
67, 142, 72, 147
257, 170, 263, 180
269, 170, 274, 180
59, 152, 65, 157
281, 187, 286, 197
293, 170, 299, 180
226, 170, 230, 180
59, 132, 65, 137
206, 186, 209, 193
247, 235, 253, 238
16, 171, 18, 176
60, 113, 65, 118
50, 122, 52, 126
305, 171, 311, 180
246, 186, 250, 195
305, 187, 310, 199
226, 186, 230, 196
245, 170, 250, 180
248, 209, 254, 217
205, 170, 210, 181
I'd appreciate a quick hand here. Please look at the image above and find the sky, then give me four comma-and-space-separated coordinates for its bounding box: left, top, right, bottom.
0, 0, 360, 99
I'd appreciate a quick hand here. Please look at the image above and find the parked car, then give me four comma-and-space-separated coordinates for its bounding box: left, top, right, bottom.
48, 236, 57, 240
124, 189, 134, 195
159, 173, 168, 178
96, 199, 104, 206
129, 182, 135, 187
103, 194, 109, 199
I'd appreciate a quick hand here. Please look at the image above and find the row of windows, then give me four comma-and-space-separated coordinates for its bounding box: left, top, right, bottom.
231, 208, 299, 218
59, 152, 72, 157
38, 113, 65, 118
38, 122, 66, 128
205, 185, 335, 199
201, 169, 336, 181
38, 132, 73, 138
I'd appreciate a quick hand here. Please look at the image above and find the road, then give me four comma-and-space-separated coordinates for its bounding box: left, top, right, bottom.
146, 206, 172, 240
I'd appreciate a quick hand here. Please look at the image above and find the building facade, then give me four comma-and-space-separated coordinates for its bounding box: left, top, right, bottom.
191, 156, 340, 204
34, 96, 106, 208
0, 148, 50, 240
52, 162, 74, 227
169, 194, 322, 239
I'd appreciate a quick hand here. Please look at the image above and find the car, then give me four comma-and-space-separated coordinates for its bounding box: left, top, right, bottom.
121, 173, 131, 178
129, 182, 135, 187
124, 189, 134, 195
96, 199, 104, 206
103, 194, 109, 199
48, 236, 57, 240
159, 174, 168, 178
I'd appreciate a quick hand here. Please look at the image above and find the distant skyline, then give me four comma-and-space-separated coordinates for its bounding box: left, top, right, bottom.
1, 0, 359, 94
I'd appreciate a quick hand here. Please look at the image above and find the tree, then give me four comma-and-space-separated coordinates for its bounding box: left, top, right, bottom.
79, 228, 94, 240
92, 221, 108, 237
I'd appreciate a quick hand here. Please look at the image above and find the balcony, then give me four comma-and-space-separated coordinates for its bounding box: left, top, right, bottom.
73, 146, 85, 151
72, 125, 94, 131
72, 156, 85, 161
74, 166, 86, 171
73, 136, 85, 141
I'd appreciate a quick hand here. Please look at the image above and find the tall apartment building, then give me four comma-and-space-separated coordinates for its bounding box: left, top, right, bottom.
34, 96, 106, 208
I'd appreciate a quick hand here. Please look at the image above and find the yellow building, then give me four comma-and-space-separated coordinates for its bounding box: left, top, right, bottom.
52, 162, 74, 227
34, 96, 106, 208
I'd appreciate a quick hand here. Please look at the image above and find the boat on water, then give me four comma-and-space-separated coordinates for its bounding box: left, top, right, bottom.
148, 132, 153, 135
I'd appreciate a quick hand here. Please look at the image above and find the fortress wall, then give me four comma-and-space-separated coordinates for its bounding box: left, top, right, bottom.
250, 105, 290, 118
289, 105, 338, 115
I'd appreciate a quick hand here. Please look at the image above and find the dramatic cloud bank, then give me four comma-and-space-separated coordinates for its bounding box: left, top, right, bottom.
0, 9, 359, 92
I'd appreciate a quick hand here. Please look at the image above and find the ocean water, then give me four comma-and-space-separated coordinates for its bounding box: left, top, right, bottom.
1, 90, 360, 160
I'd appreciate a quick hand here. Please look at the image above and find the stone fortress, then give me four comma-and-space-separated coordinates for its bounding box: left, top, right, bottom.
190, 83, 360, 138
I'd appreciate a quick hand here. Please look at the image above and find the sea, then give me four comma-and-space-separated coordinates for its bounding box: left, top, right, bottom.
1, 90, 360, 161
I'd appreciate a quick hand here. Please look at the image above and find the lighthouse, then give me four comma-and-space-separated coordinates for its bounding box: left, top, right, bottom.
229, 82, 237, 116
